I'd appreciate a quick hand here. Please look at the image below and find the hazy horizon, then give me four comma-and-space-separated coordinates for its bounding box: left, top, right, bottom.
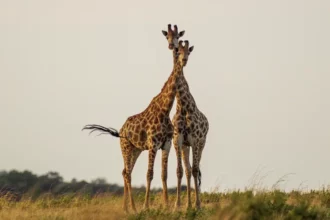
1, 0, 330, 192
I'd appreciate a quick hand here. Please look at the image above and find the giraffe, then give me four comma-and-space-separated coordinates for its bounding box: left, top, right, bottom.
162, 24, 185, 50
162, 28, 209, 210
82, 30, 194, 212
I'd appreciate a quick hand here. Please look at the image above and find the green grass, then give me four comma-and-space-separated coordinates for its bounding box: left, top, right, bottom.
1, 189, 330, 219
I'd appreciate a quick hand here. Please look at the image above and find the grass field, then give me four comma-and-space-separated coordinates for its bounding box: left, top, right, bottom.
1, 189, 330, 220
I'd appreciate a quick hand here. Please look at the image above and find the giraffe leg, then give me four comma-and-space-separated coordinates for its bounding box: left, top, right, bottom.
121, 140, 141, 213
161, 140, 171, 207
143, 148, 157, 210
128, 148, 142, 212
173, 133, 183, 209
197, 140, 205, 185
182, 145, 192, 209
122, 168, 129, 213
192, 146, 201, 209
120, 141, 130, 212
192, 140, 205, 210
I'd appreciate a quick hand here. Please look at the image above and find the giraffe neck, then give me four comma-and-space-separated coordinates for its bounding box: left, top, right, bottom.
172, 49, 178, 64
172, 50, 198, 113
176, 73, 198, 113
149, 59, 183, 116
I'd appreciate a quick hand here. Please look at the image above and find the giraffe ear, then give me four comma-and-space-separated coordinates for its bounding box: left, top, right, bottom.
189, 46, 194, 53
162, 30, 168, 37
178, 31, 185, 37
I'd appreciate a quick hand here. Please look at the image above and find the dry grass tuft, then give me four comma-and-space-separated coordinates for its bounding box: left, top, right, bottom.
1, 189, 330, 220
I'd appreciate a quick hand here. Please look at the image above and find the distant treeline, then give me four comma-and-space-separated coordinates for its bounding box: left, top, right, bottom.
0, 170, 186, 201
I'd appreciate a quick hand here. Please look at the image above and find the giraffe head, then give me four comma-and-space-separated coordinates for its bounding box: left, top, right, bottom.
175, 40, 194, 67
162, 24, 185, 50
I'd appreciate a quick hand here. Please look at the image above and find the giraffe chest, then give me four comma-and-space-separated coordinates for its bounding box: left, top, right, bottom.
173, 112, 198, 131
148, 117, 173, 138
173, 111, 208, 144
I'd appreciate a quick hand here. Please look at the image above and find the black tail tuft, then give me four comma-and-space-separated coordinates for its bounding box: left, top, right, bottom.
82, 124, 122, 138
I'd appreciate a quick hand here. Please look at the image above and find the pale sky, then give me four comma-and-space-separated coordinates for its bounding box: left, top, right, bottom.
1, 0, 330, 192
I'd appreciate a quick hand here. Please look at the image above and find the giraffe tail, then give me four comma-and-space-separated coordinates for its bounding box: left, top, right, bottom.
82, 124, 125, 138
198, 169, 202, 191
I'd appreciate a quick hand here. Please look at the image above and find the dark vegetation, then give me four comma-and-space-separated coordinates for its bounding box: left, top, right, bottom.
0, 170, 185, 201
